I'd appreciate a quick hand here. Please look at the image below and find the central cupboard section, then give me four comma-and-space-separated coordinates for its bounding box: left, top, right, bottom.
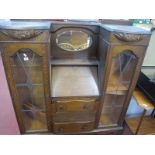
49, 24, 141, 134
50, 25, 101, 133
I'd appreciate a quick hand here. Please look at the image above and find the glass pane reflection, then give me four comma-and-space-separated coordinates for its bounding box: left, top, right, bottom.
56, 30, 92, 51
10, 48, 47, 132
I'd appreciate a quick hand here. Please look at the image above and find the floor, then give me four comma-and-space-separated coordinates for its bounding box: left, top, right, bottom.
122, 122, 132, 135
126, 116, 155, 135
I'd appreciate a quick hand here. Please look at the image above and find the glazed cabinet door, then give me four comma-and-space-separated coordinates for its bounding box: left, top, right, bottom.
2, 44, 50, 134
98, 46, 145, 128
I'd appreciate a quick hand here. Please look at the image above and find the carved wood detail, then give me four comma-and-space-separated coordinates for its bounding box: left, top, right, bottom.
114, 33, 143, 42
0, 30, 43, 40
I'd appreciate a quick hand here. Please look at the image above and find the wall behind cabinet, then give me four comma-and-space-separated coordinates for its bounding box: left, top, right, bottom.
127, 30, 155, 117
0, 54, 20, 134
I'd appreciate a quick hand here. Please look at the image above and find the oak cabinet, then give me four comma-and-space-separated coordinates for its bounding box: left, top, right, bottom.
0, 21, 151, 134
2, 43, 50, 133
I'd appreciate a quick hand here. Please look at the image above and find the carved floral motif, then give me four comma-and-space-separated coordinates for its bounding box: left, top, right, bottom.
0, 30, 43, 40
114, 33, 143, 42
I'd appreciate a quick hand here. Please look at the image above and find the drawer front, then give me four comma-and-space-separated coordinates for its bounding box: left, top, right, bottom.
53, 121, 94, 134
53, 98, 97, 112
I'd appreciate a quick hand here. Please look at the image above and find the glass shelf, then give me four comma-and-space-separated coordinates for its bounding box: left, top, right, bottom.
106, 84, 128, 95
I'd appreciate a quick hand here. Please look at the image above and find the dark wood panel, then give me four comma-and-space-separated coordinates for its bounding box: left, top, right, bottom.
53, 121, 94, 134
53, 98, 97, 113
50, 58, 99, 66
53, 111, 95, 133
53, 111, 95, 122
51, 66, 99, 97
0, 30, 50, 42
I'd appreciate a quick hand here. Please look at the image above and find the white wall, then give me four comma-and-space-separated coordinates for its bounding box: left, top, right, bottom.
126, 31, 155, 117
143, 31, 155, 66
127, 97, 153, 117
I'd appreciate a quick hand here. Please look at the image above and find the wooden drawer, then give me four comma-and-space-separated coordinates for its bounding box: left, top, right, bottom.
53, 98, 97, 113
52, 111, 95, 134
53, 121, 94, 134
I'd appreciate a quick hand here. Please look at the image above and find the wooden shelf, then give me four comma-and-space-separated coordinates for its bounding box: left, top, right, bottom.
51, 66, 99, 97
50, 59, 99, 66
126, 116, 155, 135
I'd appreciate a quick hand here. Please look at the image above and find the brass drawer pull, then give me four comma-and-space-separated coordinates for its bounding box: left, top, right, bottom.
58, 105, 65, 111
57, 104, 66, 112
81, 124, 88, 130
59, 128, 64, 133
83, 104, 90, 109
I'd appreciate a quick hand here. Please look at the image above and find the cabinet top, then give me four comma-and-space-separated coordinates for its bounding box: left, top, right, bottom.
0, 21, 51, 30
0, 21, 100, 30
101, 24, 151, 35
0, 21, 151, 35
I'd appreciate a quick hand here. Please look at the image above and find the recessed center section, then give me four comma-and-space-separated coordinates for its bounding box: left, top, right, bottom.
51, 66, 99, 97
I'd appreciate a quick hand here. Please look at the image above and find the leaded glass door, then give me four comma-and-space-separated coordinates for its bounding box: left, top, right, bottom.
2, 44, 50, 133
99, 50, 138, 127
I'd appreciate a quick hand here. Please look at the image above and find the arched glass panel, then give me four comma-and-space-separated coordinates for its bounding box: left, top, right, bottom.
10, 48, 47, 132
99, 50, 138, 127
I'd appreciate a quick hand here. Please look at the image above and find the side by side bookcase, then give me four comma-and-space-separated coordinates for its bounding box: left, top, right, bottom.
0, 21, 151, 134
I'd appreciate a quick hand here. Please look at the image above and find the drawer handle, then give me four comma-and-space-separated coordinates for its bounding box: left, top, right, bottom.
81, 124, 88, 130
59, 106, 64, 110
83, 105, 90, 110
59, 128, 64, 133
58, 105, 65, 111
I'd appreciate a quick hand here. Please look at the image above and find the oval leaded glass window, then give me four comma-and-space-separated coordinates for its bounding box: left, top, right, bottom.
56, 30, 92, 51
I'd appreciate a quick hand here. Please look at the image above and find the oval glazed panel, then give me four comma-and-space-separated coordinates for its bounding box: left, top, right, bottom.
56, 30, 92, 51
